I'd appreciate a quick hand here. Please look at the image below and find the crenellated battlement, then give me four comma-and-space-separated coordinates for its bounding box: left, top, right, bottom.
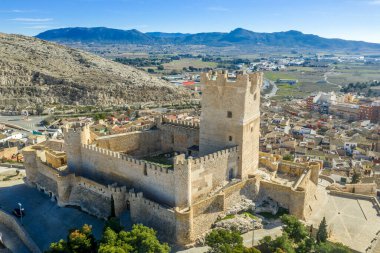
174, 146, 238, 165
108, 185, 127, 193
200, 70, 263, 91
81, 144, 174, 174
161, 117, 200, 129
63, 122, 90, 134
76, 177, 111, 196
129, 191, 172, 210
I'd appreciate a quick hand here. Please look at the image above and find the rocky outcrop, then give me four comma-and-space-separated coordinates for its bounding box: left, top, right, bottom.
0, 33, 192, 109
214, 214, 263, 234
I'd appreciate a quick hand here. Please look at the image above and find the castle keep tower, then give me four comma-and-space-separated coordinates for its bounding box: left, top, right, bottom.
63, 123, 91, 175
199, 71, 262, 179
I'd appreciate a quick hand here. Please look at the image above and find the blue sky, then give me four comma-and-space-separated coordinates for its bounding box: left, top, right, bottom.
1, 0, 380, 42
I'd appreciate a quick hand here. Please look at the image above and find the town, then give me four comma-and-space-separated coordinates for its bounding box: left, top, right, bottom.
0, 1, 380, 252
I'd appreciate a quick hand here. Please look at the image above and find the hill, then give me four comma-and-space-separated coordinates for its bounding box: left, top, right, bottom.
0, 33, 191, 109
36, 27, 380, 51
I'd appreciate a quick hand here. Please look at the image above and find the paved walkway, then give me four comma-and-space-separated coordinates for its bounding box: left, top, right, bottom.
0, 179, 105, 252
307, 179, 380, 253
177, 224, 283, 253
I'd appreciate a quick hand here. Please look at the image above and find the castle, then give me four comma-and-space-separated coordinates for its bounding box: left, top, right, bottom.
23, 71, 321, 245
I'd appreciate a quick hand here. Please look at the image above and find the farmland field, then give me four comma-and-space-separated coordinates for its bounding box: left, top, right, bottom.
163, 59, 218, 70
262, 63, 376, 99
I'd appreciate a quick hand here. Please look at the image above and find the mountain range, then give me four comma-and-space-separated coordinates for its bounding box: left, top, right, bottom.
36, 27, 380, 51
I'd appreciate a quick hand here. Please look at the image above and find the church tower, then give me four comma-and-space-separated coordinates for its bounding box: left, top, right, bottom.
199, 70, 262, 179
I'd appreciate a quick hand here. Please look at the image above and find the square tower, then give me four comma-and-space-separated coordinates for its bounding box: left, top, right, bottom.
199, 70, 262, 179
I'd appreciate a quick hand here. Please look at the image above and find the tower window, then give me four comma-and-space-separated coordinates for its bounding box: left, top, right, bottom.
227, 111, 232, 118
229, 136, 233, 141
254, 93, 257, 101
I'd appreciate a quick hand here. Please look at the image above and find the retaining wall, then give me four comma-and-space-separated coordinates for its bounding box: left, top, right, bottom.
0, 210, 41, 253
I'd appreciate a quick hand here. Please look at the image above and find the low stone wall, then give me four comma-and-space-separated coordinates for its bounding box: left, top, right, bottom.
0, 163, 24, 169
329, 190, 380, 215
0, 210, 41, 253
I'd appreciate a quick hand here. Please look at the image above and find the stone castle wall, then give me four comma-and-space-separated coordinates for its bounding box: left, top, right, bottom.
80, 144, 176, 206
95, 130, 161, 157
188, 147, 238, 203
129, 192, 177, 241
158, 120, 199, 154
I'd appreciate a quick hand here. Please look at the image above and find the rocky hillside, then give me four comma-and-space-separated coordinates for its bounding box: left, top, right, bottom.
0, 33, 191, 109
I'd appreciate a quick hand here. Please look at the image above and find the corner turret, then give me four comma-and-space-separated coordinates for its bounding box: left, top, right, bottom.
63, 123, 91, 174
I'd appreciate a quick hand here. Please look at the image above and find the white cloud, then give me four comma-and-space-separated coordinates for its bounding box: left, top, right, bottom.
207, 6, 229, 12
24, 25, 51, 29
10, 18, 53, 22
0, 9, 32, 13
368, 0, 380, 4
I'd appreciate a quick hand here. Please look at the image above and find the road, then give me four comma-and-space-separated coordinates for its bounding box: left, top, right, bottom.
0, 115, 47, 133
263, 79, 278, 99
0, 178, 105, 251
323, 67, 342, 89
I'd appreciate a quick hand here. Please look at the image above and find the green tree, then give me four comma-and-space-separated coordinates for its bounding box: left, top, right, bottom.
282, 154, 294, 161
48, 224, 169, 253
296, 237, 315, 253
280, 215, 308, 243
110, 195, 116, 218
316, 217, 328, 244
205, 229, 244, 253
104, 217, 124, 233
243, 247, 261, 253
46, 239, 69, 253
98, 228, 133, 253
35, 104, 45, 115
315, 242, 351, 253
67, 224, 96, 253
266, 233, 295, 253
122, 224, 170, 253
351, 170, 361, 184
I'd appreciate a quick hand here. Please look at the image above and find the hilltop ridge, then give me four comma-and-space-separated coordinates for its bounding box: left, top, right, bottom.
0, 33, 191, 109
36, 27, 380, 52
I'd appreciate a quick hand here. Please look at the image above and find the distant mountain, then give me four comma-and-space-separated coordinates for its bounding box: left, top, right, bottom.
0, 33, 191, 109
36, 27, 380, 51
37, 27, 154, 43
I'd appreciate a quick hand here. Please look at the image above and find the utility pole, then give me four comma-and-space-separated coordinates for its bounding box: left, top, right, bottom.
18, 202, 24, 225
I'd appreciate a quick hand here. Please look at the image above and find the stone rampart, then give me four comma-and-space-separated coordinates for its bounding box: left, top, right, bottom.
0, 210, 41, 253
161, 117, 200, 129
159, 120, 199, 154
80, 144, 175, 206
174, 146, 238, 203
95, 130, 161, 157
328, 183, 377, 196
129, 192, 176, 242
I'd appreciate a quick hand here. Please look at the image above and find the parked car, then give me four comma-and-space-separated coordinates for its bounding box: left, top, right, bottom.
12, 208, 25, 218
